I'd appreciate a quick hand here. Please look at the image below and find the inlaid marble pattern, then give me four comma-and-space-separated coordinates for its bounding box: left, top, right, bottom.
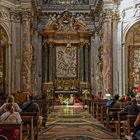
39, 106, 116, 140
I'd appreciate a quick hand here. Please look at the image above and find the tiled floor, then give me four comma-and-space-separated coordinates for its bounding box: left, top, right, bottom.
39, 106, 120, 140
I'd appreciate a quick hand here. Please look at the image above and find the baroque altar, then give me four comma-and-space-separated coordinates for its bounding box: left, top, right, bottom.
40, 11, 91, 99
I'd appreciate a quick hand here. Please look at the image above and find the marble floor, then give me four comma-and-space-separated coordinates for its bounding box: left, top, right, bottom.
39, 106, 121, 140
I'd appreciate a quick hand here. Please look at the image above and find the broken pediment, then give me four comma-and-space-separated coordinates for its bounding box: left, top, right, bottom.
44, 11, 87, 33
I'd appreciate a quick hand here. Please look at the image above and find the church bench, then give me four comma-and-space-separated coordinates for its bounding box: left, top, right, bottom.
115, 111, 128, 138
87, 99, 92, 114
106, 108, 123, 130
0, 122, 23, 140
122, 115, 137, 136
101, 105, 107, 125
90, 100, 105, 118
21, 116, 34, 140
91, 100, 98, 118
96, 101, 107, 121
21, 112, 42, 140
35, 99, 53, 120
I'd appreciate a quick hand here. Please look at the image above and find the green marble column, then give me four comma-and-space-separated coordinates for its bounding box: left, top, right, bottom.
45, 46, 49, 82
49, 44, 53, 81
85, 44, 89, 82
80, 44, 84, 81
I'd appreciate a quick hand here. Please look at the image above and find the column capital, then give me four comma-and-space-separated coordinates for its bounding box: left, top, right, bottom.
103, 9, 120, 21
10, 10, 21, 22
21, 9, 32, 21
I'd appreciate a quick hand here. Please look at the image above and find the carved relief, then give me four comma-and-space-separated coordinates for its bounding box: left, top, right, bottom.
46, 11, 87, 32
0, 6, 10, 20
56, 44, 77, 78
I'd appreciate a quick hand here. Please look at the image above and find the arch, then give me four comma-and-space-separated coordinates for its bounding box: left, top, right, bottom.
0, 24, 9, 97
123, 18, 140, 43
124, 21, 140, 96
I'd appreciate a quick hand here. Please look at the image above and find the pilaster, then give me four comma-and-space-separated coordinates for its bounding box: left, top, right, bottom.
102, 9, 113, 95
21, 9, 32, 93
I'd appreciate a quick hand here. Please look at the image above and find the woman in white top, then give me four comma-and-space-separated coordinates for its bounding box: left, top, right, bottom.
0, 103, 22, 140
0, 95, 22, 114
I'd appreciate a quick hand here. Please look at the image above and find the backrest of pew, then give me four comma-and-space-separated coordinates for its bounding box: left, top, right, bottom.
0, 122, 23, 140
20, 112, 40, 140
106, 108, 123, 129
96, 101, 107, 121
90, 100, 107, 118
115, 111, 128, 138
101, 105, 107, 125
127, 115, 137, 135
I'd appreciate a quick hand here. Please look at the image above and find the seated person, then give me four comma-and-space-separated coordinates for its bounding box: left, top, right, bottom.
0, 103, 22, 140
22, 94, 42, 128
124, 99, 140, 115
126, 112, 140, 140
111, 94, 120, 108
96, 91, 103, 100
0, 95, 22, 114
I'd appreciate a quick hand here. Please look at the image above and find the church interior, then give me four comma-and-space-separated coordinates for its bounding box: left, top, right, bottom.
1, 0, 140, 140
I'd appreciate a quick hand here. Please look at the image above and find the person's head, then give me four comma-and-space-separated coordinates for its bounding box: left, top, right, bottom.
114, 94, 119, 101
132, 98, 137, 105
6, 95, 14, 103
6, 103, 14, 113
26, 94, 34, 101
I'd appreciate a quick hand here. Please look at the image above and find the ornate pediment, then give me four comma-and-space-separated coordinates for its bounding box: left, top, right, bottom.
45, 11, 87, 33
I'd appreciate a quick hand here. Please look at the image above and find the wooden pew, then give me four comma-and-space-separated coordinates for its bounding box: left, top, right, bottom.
123, 115, 137, 136
101, 105, 107, 125
0, 122, 23, 140
106, 108, 123, 130
91, 101, 98, 118
21, 112, 41, 140
115, 111, 128, 138
35, 99, 53, 121
87, 99, 92, 114
96, 101, 107, 121
21, 116, 34, 140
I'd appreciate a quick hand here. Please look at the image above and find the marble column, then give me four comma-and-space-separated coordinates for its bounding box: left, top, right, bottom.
112, 13, 119, 95
10, 12, 16, 93
49, 44, 53, 82
15, 13, 21, 92
90, 36, 95, 94
80, 44, 84, 82
85, 44, 89, 82
43, 45, 49, 82
36, 35, 42, 95
102, 10, 113, 95
21, 10, 32, 92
